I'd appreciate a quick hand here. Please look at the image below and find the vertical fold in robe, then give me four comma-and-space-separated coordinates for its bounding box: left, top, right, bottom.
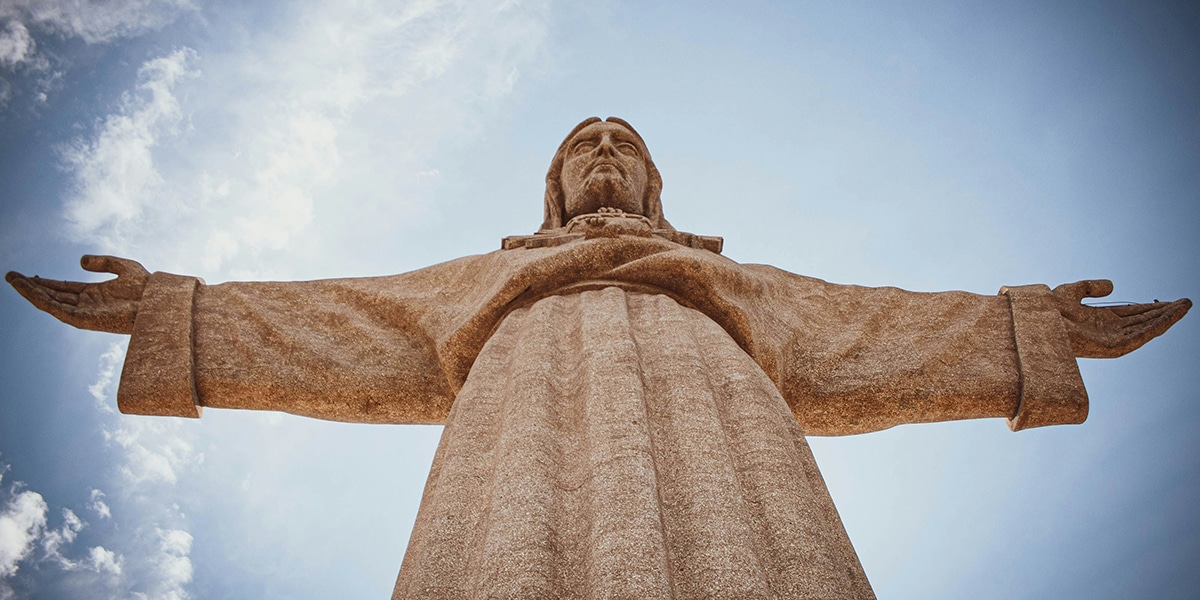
393, 288, 874, 599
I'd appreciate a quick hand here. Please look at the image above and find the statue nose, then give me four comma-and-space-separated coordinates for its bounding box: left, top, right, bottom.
597, 137, 618, 157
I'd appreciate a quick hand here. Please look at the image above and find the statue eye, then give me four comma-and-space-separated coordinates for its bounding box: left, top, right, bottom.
572, 141, 596, 154
616, 143, 639, 157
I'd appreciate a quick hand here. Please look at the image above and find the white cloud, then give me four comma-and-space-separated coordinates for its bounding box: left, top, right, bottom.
82, 343, 203, 489
0, 0, 194, 47
0, 20, 33, 68
60, 0, 552, 278
18, 504, 122, 585
88, 343, 125, 413
81, 342, 198, 599
62, 48, 197, 246
109, 425, 201, 486
0, 466, 123, 596
0, 486, 47, 577
0, 346, 199, 599
87, 546, 123, 576
89, 489, 112, 520
0, 0, 194, 108
0, 17, 51, 107
41, 508, 86, 568
130, 528, 192, 600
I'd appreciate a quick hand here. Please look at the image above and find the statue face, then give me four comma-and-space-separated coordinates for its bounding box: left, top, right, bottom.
560, 121, 649, 220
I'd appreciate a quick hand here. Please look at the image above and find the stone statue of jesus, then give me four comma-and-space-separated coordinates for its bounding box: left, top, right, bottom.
8, 117, 1190, 599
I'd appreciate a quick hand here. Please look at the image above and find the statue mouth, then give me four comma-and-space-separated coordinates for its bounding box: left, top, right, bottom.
588, 161, 624, 177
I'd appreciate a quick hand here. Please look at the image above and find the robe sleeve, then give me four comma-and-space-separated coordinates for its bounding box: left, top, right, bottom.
116, 256, 508, 424
739, 267, 1088, 435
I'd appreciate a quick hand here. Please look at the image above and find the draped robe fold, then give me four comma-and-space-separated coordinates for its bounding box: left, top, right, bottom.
113, 235, 1090, 598
394, 288, 873, 598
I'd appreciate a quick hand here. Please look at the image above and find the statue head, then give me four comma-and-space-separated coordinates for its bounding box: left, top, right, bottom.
541, 117, 673, 232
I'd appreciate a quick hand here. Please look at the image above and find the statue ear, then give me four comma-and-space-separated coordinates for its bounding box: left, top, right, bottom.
643, 165, 673, 231
541, 179, 564, 231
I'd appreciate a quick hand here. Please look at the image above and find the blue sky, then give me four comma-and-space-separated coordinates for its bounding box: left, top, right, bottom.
1, 1, 1197, 598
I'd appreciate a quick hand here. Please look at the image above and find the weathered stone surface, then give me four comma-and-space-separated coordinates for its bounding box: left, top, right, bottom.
119, 271, 203, 418
6, 116, 1191, 598
394, 289, 873, 598
1001, 284, 1088, 430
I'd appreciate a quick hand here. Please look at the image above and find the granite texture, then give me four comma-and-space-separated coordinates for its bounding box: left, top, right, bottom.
118, 272, 203, 418
393, 289, 873, 598
1001, 284, 1088, 431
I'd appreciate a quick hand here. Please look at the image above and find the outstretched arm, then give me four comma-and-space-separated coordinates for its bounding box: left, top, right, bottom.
721, 264, 1191, 435
7, 249, 542, 424
7, 255, 149, 334
6, 254, 482, 423
1048, 279, 1191, 358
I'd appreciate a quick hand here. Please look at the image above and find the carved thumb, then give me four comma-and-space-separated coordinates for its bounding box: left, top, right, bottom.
81, 255, 149, 279
1054, 279, 1114, 302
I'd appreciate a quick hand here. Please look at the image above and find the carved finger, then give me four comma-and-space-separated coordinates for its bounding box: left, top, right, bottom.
40, 285, 80, 306
1055, 279, 1114, 302
22, 275, 88, 294
81, 255, 148, 279
81, 254, 122, 274
1079, 298, 1191, 358
8, 275, 88, 327
1116, 314, 1184, 355
1084, 279, 1115, 298
1107, 302, 1166, 318
8, 273, 54, 309
1116, 301, 1181, 329
1131, 298, 1190, 335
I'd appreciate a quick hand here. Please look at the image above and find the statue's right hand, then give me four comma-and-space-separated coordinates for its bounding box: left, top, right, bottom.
6, 255, 150, 334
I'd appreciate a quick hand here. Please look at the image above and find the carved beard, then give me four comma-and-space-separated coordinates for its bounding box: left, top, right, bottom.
567, 172, 643, 218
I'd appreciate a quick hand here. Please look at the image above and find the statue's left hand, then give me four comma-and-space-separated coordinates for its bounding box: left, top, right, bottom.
6, 255, 150, 334
1052, 279, 1191, 358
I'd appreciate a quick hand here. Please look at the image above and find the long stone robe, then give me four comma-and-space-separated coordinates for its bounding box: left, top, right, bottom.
115, 235, 1089, 598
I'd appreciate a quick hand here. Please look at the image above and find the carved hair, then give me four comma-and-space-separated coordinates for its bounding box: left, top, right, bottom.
540, 117, 673, 232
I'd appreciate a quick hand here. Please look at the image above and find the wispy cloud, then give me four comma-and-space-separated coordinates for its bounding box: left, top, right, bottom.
108, 423, 202, 487
0, 16, 50, 107
0, 346, 198, 598
87, 344, 126, 414
0, 0, 195, 107
89, 489, 112, 520
0, 20, 34, 68
0, 468, 126, 597
86, 343, 205, 487
135, 528, 193, 600
62, 48, 198, 247
88, 545, 124, 576
0, 0, 195, 46
60, 0, 551, 279
0, 467, 112, 596
86, 344, 197, 599
0, 483, 47, 577
40, 508, 85, 568
38, 505, 124, 578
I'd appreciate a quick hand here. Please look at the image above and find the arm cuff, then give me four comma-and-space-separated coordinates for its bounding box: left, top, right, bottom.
117, 272, 203, 418
1000, 284, 1088, 431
